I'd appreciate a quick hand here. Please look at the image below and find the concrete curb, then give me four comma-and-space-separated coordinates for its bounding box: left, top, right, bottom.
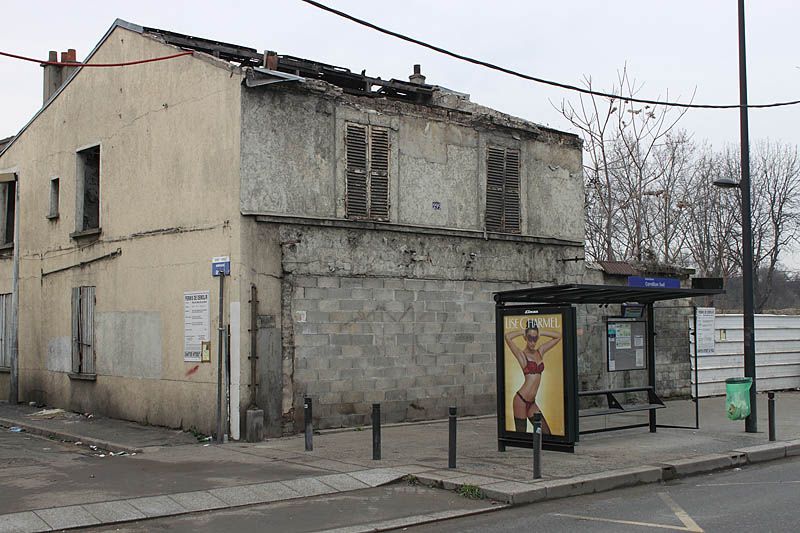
313, 504, 508, 533
414, 440, 798, 506
0, 468, 407, 533
0, 417, 143, 454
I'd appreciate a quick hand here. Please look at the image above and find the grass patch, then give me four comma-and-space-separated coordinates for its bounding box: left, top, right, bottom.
403, 474, 419, 486
457, 484, 484, 500
187, 426, 210, 442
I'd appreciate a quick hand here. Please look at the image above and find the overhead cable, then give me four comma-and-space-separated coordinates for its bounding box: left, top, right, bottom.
0, 50, 194, 68
299, 0, 800, 110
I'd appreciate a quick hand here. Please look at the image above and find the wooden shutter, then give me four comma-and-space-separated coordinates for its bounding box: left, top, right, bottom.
345, 124, 369, 219
485, 147, 521, 233
81, 286, 96, 374
72, 286, 95, 374
504, 149, 521, 233
0, 294, 8, 368
71, 287, 81, 373
369, 127, 390, 220
485, 147, 506, 232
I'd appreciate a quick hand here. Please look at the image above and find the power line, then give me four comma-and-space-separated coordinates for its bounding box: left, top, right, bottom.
0, 50, 194, 68
299, 0, 800, 111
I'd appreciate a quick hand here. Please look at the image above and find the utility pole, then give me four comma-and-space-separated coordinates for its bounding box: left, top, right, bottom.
737, 0, 757, 433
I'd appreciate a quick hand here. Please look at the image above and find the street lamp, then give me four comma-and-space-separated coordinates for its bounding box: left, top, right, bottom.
713, 0, 757, 433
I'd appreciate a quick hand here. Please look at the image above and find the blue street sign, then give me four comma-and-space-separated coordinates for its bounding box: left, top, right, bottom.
627, 276, 680, 289
211, 256, 230, 277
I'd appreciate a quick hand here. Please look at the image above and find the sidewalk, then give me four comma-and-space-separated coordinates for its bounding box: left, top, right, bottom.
249, 391, 800, 494
1, 392, 799, 531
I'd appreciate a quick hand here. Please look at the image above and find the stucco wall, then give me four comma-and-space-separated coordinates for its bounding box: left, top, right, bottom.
240, 86, 584, 243
0, 26, 244, 434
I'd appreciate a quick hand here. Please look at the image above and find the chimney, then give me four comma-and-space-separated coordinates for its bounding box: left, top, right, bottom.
42, 49, 78, 104
409, 64, 426, 85
263, 50, 278, 71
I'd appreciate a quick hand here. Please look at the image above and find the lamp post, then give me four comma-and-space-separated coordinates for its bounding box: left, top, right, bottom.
713, 0, 757, 433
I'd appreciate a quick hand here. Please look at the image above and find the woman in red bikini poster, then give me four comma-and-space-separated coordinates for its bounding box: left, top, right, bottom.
503, 312, 565, 436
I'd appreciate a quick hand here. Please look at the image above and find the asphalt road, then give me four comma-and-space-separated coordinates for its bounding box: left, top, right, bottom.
408, 456, 800, 533
87, 457, 800, 532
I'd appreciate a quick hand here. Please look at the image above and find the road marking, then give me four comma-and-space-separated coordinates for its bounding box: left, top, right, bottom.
659, 492, 703, 532
554, 514, 698, 531
553, 492, 703, 532
697, 481, 800, 487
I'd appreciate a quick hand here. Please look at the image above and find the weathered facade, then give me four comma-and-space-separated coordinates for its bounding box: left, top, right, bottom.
0, 19, 690, 438
237, 64, 588, 432
0, 21, 245, 435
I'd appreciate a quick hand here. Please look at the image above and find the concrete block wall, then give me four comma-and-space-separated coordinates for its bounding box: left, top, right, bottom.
290, 275, 510, 429
653, 303, 694, 398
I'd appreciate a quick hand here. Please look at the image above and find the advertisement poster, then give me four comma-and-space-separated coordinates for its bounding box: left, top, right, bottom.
502, 311, 566, 437
184, 291, 210, 362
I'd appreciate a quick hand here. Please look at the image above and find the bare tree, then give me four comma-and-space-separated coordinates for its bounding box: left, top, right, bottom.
681, 147, 740, 278
718, 141, 800, 310
557, 66, 691, 262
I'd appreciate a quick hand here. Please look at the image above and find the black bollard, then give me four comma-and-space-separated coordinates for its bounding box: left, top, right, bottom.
304, 397, 313, 452
372, 403, 381, 460
448, 406, 457, 469
768, 392, 776, 442
532, 412, 542, 479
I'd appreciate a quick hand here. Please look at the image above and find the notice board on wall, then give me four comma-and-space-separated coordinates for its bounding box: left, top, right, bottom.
184, 290, 210, 362
607, 317, 647, 372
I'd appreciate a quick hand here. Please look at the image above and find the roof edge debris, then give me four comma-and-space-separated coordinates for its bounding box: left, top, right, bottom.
1, 18, 580, 160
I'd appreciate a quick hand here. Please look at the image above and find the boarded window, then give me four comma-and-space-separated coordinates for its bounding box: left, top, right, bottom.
345, 124, 390, 220
71, 286, 96, 375
77, 146, 100, 232
0, 180, 16, 246
485, 146, 520, 233
0, 293, 11, 368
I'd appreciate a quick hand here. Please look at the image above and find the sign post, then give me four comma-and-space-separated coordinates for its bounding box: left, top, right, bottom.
212, 256, 230, 444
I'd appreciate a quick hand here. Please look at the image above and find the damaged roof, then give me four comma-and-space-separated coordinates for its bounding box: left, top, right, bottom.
1, 19, 580, 159
142, 25, 436, 104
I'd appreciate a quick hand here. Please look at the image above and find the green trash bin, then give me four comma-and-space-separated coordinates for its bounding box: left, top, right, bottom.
725, 377, 752, 420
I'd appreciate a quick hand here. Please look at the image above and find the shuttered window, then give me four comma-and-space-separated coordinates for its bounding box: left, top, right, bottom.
485, 146, 521, 233
71, 286, 95, 375
345, 124, 390, 220
0, 294, 11, 368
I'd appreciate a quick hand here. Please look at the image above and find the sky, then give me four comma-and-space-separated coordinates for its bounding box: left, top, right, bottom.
2, 0, 800, 265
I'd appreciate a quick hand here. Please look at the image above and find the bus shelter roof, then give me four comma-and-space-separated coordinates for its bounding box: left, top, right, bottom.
494, 283, 724, 305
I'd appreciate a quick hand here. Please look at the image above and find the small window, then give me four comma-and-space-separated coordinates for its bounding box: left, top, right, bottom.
0, 293, 11, 368
345, 124, 389, 220
71, 286, 96, 375
76, 146, 100, 232
0, 179, 16, 247
485, 146, 520, 234
48, 177, 60, 219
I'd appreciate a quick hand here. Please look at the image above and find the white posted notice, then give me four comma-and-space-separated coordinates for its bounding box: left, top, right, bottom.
184, 291, 210, 362
696, 307, 716, 356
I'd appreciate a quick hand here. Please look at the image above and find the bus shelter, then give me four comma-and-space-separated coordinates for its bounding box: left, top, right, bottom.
494, 283, 724, 453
